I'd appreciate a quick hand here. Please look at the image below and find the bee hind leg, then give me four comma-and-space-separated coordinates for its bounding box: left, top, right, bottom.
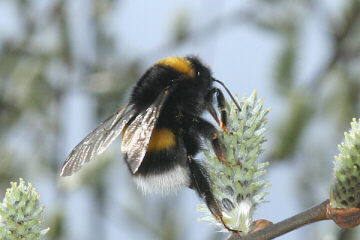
192, 117, 239, 167
187, 156, 238, 233
188, 156, 222, 218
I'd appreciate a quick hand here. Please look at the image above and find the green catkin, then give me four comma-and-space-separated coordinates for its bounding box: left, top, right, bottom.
330, 118, 360, 209
0, 179, 49, 240
199, 91, 271, 233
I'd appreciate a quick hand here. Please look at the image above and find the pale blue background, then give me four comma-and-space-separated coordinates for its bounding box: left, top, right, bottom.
1, 0, 352, 239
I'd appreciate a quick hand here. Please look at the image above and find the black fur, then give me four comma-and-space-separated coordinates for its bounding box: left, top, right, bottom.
126, 56, 230, 227
61, 56, 233, 230
129, 56, 215, 177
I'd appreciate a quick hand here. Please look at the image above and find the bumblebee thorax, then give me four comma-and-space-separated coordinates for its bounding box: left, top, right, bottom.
156, 57, 195, 78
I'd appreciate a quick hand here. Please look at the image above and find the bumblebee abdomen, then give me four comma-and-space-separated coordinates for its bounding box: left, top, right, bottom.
133, 135, 191, 194
133, 165, 191, 194
147, 128, 176, 152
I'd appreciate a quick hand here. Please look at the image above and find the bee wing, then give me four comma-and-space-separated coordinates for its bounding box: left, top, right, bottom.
60, 103, 136, 176
121, 89, 170, 174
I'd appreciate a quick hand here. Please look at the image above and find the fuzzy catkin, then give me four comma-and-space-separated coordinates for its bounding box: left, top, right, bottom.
0, 179, 49, 240
330, 118, 360, 209
199, 91, 270, 233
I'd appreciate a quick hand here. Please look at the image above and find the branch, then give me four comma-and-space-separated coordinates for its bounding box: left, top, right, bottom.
227, 200, 329, 240
228, 199, 360, 240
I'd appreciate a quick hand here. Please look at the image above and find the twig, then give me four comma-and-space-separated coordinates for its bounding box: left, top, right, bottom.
227, 200, 329, 240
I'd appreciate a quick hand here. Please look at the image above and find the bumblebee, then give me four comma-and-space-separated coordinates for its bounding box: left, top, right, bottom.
60, 56, 240, 230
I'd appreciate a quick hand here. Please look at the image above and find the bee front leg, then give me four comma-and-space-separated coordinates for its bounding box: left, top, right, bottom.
206, 88, 230, 134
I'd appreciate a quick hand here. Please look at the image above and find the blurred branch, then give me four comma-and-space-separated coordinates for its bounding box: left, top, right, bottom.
269, 93, 313, 160
311, 0, 360, 91
269, 0, 360, 162
338, 229, 356, 240
142, 8, 254, 59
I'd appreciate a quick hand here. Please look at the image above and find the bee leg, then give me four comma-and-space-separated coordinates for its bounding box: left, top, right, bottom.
188, 156, 238, 233
207, 104, 220, 127
206, 88, 230, 134
192, 117, 239, 167
213, 88, 228, 132
212, 133, 241, 167
188, 156, 222, 217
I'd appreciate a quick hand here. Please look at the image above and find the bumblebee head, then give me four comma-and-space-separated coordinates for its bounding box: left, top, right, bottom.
156, 56, 242, 112
131, 56, 240, 113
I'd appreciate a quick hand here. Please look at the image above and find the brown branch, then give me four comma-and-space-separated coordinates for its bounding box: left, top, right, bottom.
227, 200, 329, 240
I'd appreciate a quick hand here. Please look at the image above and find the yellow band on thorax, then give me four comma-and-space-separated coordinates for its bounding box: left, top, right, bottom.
156, 57, 195, 78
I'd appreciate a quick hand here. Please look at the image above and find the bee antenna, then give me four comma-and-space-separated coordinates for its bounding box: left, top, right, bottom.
213, 79, 241, 111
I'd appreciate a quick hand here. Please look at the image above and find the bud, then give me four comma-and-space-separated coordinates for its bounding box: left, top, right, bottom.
330, 118, 360, 209
0, 178, 49, 239
199, 91, 271, 233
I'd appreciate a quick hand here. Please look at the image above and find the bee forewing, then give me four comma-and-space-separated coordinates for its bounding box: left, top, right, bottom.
60, 104, 135, 176
121, 89, 170, 174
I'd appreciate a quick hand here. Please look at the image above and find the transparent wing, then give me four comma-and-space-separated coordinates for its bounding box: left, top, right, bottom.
60, 103, 136, 176
121, 90, 170, 173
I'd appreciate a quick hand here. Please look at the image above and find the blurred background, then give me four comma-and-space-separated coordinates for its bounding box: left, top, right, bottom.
0, 0, 360, 239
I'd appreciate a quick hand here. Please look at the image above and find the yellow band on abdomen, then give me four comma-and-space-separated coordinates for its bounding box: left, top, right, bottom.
147, 128, 176, 152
